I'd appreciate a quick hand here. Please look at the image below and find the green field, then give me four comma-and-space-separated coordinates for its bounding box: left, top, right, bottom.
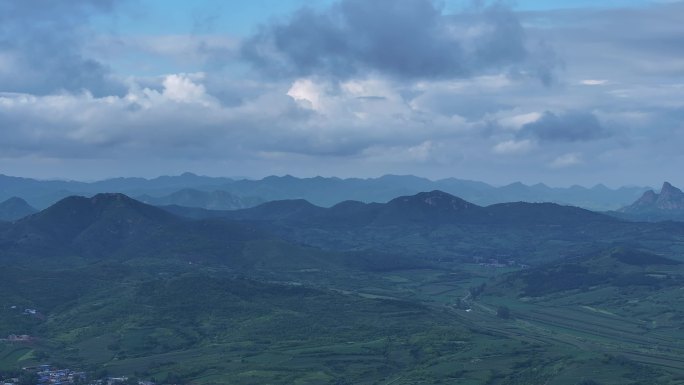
5, 247, 684, 384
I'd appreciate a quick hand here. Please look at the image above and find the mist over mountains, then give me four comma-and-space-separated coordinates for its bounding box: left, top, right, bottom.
0, 173, 650, 211
138, 189, 265, 211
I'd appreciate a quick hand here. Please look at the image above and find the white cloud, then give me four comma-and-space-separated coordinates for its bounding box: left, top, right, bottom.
550, 153, 583, 168
0, 73, 472, 163
162, 73, 214, 105
406, 141, 434, 162
580, 79, 608, 86
492, 139, 535, 155
498, 112, 542, 130
287, 78, 323, 110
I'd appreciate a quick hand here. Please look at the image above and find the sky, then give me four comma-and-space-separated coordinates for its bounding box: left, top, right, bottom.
0, 0, 683, 187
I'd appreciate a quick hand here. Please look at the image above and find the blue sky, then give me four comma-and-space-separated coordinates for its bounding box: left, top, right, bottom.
104, 0, 660, 36
1, 0, 683, 187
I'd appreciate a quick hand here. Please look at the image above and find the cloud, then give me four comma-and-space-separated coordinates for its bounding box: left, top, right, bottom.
498, 112, 542, 130
492, 139, 535, 155
519, 111, 609, 142
241, 0, 555, 82
550, 152, 583, 168
3, 1, 684, 185
522, 2, 684, 81
0, 73, 472, 162
161, 74, 214, 105
287, 79, 325, 110
0, 0, 125, 96
580, 79, 608, 86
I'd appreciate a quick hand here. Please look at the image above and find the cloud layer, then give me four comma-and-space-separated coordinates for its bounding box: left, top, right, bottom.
242, 0, 549, 82
1, 0, 684, 186
520, 111, 608, 142
0, 0, 125, 96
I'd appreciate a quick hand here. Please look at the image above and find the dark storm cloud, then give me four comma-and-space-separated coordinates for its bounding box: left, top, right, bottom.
0, 0, 125, 96
520, 111, 609, 142
241, 0, 551, 81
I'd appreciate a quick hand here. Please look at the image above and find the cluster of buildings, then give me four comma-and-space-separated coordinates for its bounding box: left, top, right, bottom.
6, 306, 39, 316
1, 366, 156, 385
2, 335, 33, 342
35, 365, 86, 384
91, 379, 155, 385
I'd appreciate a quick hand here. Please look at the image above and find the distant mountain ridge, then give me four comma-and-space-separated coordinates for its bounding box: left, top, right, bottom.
0, 172, 236, 209
218, 190, 618, 228
164, 190, 681, 265
137, 188, 264, 210
0, 197, 37, 221
3, 190, 683, 269
2, 193, 180, 260
0, 172, 651, 210
0, 193, 391, 272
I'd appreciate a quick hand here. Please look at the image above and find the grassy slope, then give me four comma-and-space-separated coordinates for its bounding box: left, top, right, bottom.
3, 255, 683, 385
471, 249, 684, 385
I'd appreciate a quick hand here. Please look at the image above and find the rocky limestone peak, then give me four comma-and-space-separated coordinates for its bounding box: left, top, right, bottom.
656, 182, 684, 210
660, 182, 683, 197
632, 190, 657, 207
620, 182, 684, 213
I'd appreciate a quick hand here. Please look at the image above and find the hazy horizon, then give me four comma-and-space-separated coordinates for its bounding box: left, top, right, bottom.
0, 170, 662, 190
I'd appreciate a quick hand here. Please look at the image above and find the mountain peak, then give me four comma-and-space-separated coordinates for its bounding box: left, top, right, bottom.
428, 190, 470, 206
0, 197, 37, 221
2, 197, 31, 206
13, 194, 179, 258
29, 193, 176, 233
621, 182, 684, 214
661, 181, 682, 196
91, 192, 133, 203
394, 190, 478, 210
382, 191, 482, 225
88, 193, 165, 212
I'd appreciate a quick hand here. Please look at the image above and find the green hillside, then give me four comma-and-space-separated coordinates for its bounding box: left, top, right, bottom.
2, 193, 684, 384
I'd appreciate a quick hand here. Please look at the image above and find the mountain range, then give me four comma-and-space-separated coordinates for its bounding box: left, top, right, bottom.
5, 189, 678, 269
137, 188, 264, 210
214, 190, 617, 228
0, 193, 416, 272
0, 173, 650, 210
3, 190, 684, 384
